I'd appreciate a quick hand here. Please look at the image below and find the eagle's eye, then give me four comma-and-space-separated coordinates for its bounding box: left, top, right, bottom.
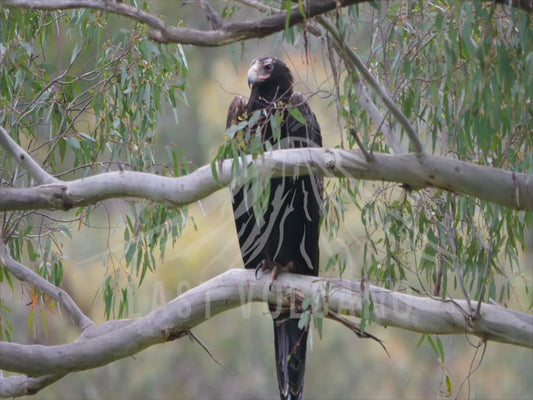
264, 62, 273, 72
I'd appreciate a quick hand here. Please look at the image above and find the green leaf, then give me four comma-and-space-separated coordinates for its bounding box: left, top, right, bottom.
27, 308, 36, 338
70, 43, 81, 64
103, 277, 114, 319
211, 160, 223, 186
59, 135, 67, 162
226, 120, 248, 138
416, 334, 427, 348
79, 132, 96, 142
445, 374, 453, 396
58, 224, 72, 239
66, 136, 80, 150
436, 336, 445, 363
313, 314, 323, 339
38, 63, 57, 74
298, 310, 311, 330
139, 39, 153, 61
302, 294, 313, 309
40, 309, 49, 338
229, 42, 239, 73
288, 107, 306, 125
26, 240, 40, 262
124, 239, 136, 266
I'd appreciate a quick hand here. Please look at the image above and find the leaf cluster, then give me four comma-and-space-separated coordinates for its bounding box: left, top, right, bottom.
0, 7, 190, 324
322, 1, 532, 306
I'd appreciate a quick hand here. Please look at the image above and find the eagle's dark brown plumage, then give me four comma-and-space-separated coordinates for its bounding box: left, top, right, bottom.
226, 56, 323, 400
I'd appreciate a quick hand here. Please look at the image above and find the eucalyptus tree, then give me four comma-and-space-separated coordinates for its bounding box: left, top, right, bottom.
0, 0, 532, 398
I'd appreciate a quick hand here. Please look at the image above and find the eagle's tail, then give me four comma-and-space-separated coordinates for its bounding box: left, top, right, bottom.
272, 313, 309, 400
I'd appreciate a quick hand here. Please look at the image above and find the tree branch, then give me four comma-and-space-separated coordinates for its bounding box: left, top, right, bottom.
0, 0, 364, 45
0, 239, 94, 332
0, 269, 531, 387
319, 16, 424, 154
0, 373, 65, 398
2, 0, 531, 48
0, 127, 59, 185
0, 147, 531, 212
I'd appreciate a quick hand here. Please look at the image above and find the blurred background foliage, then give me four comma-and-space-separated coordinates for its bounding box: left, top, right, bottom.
0, 0, 532, 399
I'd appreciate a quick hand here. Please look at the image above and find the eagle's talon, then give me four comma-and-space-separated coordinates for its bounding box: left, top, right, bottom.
255, 259, 267, 279
269, 264, 280, 290
281, 260, 295, 274
254, 260, 288, 288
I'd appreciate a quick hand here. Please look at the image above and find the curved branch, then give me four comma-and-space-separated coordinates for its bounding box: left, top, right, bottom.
0, 373, 65, 398
0, 148, 531, 212
1, 0, 364, 45
2, 0, 531, 47
0, 240, 94, 332
0, 269, 531, 383
0, 127, 59, 185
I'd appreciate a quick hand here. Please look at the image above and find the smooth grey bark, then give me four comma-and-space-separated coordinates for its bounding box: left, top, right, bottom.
0, 147, 531, 212
1, 269, 531, 381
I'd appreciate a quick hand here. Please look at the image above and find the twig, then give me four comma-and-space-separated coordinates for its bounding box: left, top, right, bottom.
234, 0, 279, 13
186, 331, 234, 374
326, 37, 346, 149
326, 309, 391, 358
349, 128, 373, 163
455, 339, 487, 399
319, 23, 407, 153
197, 0, 226, 30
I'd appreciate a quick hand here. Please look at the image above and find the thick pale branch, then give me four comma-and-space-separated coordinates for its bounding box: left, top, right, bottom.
0, 148, 531, 212
0, 269, 531, 383
0, 373, 65, 398
0, 187, 73, 211
0, 240, 94, 332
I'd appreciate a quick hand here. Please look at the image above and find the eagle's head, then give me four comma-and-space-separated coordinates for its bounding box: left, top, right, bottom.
247, 56, 293, 102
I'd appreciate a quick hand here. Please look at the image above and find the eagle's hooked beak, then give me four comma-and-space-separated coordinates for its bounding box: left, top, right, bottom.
247, 63, 258, 88
247, 61, 270, 88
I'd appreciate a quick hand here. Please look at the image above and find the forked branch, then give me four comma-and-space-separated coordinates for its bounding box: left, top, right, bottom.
1, 269, 531, 397
2, 0, 532, 47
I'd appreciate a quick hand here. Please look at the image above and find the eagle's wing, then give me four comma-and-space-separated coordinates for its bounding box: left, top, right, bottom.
226, 95, 247, 129
268, 92, 322, 400
288, 92, 322, 148
287, 92, 324, 208
227, 94, 265, 269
